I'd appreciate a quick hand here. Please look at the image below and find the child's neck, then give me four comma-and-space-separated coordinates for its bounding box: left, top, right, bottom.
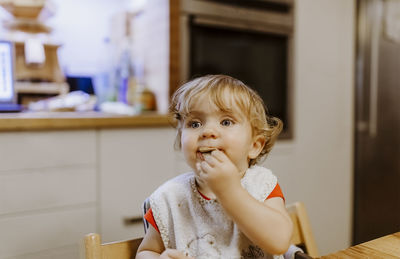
195, 177, 217, 200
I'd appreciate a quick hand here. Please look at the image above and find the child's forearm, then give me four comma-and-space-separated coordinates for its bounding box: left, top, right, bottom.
215, 184, 293, 255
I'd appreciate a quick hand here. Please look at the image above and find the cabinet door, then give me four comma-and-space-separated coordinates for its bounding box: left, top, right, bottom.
99, 128, 179, 242
0, 208, 96, 258
0, 130, 97, 258
0, 130, 96, 171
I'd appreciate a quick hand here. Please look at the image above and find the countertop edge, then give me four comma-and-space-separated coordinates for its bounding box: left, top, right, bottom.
0, 112, 174, 131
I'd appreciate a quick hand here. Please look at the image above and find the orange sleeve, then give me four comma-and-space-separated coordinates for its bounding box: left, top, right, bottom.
266, 183, 285, 202
144, 208, 160, 233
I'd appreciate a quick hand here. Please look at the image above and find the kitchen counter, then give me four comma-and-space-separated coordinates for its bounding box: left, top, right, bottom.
0, 112, 172, 131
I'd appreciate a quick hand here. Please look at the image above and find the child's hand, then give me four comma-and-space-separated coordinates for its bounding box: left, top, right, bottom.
197, 149, 242, 196
160, 249, 195, 259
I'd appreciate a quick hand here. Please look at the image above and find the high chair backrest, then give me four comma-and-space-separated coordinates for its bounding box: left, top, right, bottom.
286, 201, 319, 257
84, 233, 142, 259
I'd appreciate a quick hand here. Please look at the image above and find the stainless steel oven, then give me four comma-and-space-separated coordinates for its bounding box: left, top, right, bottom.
179, 0, 294, 138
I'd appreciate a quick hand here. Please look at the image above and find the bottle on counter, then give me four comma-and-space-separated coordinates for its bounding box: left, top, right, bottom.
126, 75, 137, 106
93, 38, 116, 105
132, 62, 156, 113
116, 39, 136, 105
135, 84, 157, 112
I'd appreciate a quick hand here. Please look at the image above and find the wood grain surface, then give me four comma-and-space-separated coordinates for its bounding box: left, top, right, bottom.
0, 112, 172, 131
319, 232, 400, 258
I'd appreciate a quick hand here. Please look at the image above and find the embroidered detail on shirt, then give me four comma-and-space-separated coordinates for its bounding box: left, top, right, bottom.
185, 233, 221, 258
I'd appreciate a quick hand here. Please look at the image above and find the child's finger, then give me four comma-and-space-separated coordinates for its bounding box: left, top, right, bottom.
203, 153, 217, 166
196, 162, 208, 180
200, 160, 213, 174
211, 149, 227, 163
196, 162, 202, 173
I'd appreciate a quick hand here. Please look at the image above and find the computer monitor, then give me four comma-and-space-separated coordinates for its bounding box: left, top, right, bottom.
0, 40, 22, 112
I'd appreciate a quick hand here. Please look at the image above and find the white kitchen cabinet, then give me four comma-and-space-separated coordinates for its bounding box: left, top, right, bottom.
99, 127, 179, 242
0, 131, 97, 259
0, 126, 185, 258
0, 131, 96, 171
0, 208, 96, 259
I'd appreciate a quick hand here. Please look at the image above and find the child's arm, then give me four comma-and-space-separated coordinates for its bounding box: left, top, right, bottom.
136, 223, 194, 259
218, 187, 293, 255
198, 150, 293, 255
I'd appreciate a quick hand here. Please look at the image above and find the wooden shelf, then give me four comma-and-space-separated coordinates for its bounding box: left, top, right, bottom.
15, 81, 69, 94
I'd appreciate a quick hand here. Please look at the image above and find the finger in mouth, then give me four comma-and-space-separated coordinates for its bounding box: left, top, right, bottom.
197, 147, 216, 160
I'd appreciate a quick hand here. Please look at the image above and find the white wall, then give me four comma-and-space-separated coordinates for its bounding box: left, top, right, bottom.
263, 0, 355, 255
47, 0, 131, 76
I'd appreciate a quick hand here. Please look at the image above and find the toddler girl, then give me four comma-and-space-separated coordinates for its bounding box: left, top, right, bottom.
136, 75, 293, 259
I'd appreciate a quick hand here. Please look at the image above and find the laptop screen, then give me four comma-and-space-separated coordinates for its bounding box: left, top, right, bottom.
0, 40, 15, 103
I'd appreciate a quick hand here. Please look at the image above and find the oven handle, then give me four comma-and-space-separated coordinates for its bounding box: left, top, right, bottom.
181, 0, 293, 32
192, 15, 292, 36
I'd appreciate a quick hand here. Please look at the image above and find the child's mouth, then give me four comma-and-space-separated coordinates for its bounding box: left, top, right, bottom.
197, 147, 216, 160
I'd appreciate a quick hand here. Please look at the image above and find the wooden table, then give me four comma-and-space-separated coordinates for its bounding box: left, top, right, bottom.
319, 232, 400, 258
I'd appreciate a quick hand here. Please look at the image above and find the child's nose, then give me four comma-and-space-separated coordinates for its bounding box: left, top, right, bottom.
201, 124, 218, 138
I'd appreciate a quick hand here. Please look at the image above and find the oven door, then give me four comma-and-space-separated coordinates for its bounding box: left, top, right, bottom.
180, 11, 294, 138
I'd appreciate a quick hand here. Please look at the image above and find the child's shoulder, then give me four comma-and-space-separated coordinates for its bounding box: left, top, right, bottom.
242, 165, 278, 201
245, 165, 276, 179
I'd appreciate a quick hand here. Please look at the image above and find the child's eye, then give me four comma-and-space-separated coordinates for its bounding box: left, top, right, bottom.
221, 119, 233, 126
189, 121, 202, 128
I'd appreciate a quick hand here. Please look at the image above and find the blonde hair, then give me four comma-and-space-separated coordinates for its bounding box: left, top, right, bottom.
169, 74, 282, 166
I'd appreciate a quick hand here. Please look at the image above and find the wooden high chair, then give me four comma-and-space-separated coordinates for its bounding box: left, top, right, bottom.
84, 199, 150, 259
286, 201, 319, 258
84, 201, 318, 259
84, 233, 142, 259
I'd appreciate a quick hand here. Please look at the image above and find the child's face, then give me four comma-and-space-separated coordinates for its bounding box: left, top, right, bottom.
180, 94, 263, 176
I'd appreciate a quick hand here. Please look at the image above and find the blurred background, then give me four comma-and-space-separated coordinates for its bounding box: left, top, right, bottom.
0, 0, 399, 258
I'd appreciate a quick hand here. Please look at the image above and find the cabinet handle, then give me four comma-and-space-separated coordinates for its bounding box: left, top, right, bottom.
123, 216, 143, 226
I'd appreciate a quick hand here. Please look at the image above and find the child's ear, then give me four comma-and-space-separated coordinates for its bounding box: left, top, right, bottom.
248, 135, 266, 159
